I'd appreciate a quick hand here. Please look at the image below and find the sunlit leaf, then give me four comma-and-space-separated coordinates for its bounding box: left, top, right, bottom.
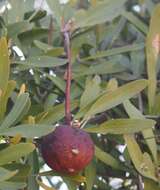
85, 119, 155, 134
84, 79, 148, 120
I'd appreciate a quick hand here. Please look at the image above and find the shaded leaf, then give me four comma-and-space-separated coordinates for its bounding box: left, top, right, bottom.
1, 93, 30, 128
0, 167, 17, 182
14, 56, 67, 68
82, 43, 144, 61
80, 75, 101, 108
95, 146, 121, 170
85, 161, 96, 190
0, 143, 35, 166
74, 0, 127, 28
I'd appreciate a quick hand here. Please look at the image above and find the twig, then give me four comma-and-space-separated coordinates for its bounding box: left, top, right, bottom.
61, 20, 72, 125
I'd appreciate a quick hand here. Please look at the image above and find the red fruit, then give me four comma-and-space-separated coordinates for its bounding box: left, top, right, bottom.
40, 125, 94, 174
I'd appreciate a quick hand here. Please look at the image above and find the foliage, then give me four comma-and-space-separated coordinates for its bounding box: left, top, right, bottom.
0, 0, 159, 190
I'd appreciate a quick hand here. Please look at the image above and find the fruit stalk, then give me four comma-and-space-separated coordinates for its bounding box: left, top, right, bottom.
63, 23, 72, 125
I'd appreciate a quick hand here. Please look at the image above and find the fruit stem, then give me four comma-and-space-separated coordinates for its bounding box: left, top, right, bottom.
62, 21, 72, 125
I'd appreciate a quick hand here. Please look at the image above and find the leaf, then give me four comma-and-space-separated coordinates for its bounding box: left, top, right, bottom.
36, 100, 79, 124
85, 162, 96, 190
0, 181, 26, 190
124, 135, 157, 181
106, 78, 118, 91
3, 163, 31, 182
73, 61, 125, 77
39, 170, 86, 183
80, 75, 101, 108
14, 56, 67, 68
122, 11, 148, 34
146, 4, 160, 111
83, 79, 148, 120
85, 119, 155, 134
0, 80, 16, 120
0, 37, 10, 93
74, 0, 127, 28
37, 69, 66, 93
95, 146, 121, 170
1, 93, 30, 128
123, 100, 157, 163
144, 179, 160, 190
82, 43, 144, 61
0, 167, 17, 182
7, 21, 33, 38
0, 143, 35, 166
0, 124, 55, 138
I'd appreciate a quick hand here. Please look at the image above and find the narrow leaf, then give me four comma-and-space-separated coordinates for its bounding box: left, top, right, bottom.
85, 119, 155, 134
84, 79, 148, 120
123, 100, 157, 163
95, 146, 121, 170
0, 143, 35, 166
146, 4, 160, 111
0, 124, 55, 138
0, 37, 10, 93
74, 0, 127, 28
1, 93, 30, 128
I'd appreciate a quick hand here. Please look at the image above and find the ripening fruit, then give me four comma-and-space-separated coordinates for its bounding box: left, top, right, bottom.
40, 124, 94, 174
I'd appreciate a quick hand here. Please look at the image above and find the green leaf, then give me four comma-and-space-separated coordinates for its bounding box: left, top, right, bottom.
3, 163, 31, 182
74, 0, 127, 28
85, 119, 155, 134
0, 181, 26, 190
1, 93, 30, 128
124, 135, 157, 181
80, 75, 101, 108
0, 124, 55, 138
37, 69, 66, 93
14, 56, 67, 68
144, 179, 160, 190
85, 162, 96, 190
0, 37, 10, 93
82, 43, 144, 61
0, 143, 35, 166
123, 100, 157, 163
146, 4, 160, 111
0, 80, 16, 120
7, 21, 33, 39
36, 100, 79, 124
84, 79, 148, 120
73, 61, 125, 77
122, 11, 148, 34
0, 167, 17, 182
39, 170, 86, 183
95, 146, 121, 170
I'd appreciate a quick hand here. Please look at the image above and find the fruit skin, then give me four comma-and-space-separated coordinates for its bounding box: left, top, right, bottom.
40, 125, 94, 174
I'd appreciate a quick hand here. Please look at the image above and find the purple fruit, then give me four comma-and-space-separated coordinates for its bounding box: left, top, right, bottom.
40, 125, 94, 174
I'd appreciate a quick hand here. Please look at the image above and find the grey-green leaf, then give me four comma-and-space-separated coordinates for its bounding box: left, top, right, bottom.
0, 124, 55, 138
0, 143, 35, 166
85, 119, 155, 134
74, 0, 127, 28
84, 79, 148, 120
